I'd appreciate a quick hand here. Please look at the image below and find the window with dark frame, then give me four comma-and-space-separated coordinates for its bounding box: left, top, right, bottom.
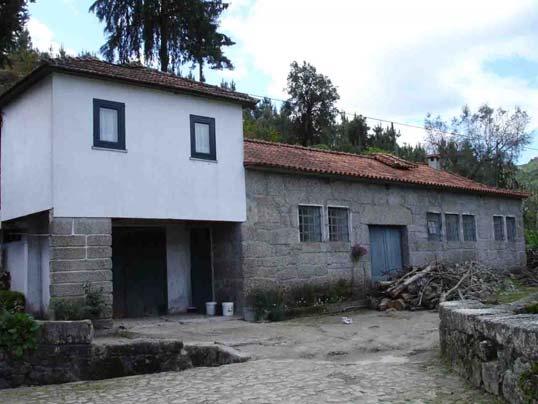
462, 215, 477, 242
493, 216, 505, 241
298, 205, 322, 242
506, 217, 516, 241
445, 214, 460, 241
93, 99, 125, 150
190, 115, 216, 160
426, 212, 442, 241
328, 207, 349, 242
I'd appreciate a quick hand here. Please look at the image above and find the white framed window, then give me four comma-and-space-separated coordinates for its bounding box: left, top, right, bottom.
506, 217, 516, 242
427, 212, 442, 241
190, 115, 216, 160
445, 214, 460, 241
298, 205, 322, 242
493, 216, 505, 241
328, 207, 349, 242
462, 215, 476, 242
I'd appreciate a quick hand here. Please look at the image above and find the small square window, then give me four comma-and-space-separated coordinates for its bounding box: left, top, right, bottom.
298, 205, 322, 242
493, 216, 505, 241
506, 217, 516, 241
462, 215, 476, 241
328, 207, 349, 242
427, 212, 442, 241
93, 99, 125, 150
445, 214, 460, 241
190, 115, 216, 160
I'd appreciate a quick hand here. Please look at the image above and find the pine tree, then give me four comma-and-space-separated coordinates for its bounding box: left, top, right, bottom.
0, 0, 35, 67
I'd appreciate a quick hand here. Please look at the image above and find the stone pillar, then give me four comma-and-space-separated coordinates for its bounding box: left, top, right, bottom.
49, 217, 113, 326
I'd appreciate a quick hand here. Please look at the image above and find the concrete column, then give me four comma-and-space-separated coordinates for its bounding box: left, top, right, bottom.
49, 217, 112, 326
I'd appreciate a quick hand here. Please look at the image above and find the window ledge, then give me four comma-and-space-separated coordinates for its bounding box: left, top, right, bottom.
189, 157, 218, 163
92, 146, 127, 153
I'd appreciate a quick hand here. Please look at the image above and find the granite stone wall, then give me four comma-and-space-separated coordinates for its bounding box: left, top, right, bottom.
49, 217, 113, 323
439, 301, 538, 403
0, 320, 249, 389
241, 170, 526, 296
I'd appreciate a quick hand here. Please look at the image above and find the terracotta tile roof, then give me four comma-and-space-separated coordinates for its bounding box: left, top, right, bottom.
244, 139, 528, 199
0, 57, 258, 107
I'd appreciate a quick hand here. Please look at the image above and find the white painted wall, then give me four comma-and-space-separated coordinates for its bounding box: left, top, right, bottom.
51, 73, 246, 222
166, 224, 191, 312
4, 239, 28, 298
1, 78, 53, 221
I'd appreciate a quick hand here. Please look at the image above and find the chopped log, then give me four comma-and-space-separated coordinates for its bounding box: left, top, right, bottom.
440, 271, 470, 303
386, 264, 433, 298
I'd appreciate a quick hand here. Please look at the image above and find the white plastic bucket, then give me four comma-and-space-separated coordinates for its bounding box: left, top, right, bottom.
205, 301, 217, 316
222, 302, 234, 317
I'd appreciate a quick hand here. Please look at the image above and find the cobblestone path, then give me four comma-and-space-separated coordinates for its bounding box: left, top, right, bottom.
0, 354, 496, 403
0, 311, 498, 403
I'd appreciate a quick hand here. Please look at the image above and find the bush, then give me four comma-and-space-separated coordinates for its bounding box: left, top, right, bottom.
0, 290, 25, 313
51, 284, 106, 321
525, 230, 538, 249
246, 279, 353, 322
0, 310, 40, 358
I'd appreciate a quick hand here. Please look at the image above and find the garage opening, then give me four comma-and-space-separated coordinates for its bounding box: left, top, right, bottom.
112, 227, 168, 318
190, 227, 213, 312
369, 225, 405, 281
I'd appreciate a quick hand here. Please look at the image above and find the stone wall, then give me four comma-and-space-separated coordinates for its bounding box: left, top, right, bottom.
212, 222, 245, 308
241, 170, 526, 296
0, 320, 249, 389
439, 301, 538, 403
49, 217, 113, 324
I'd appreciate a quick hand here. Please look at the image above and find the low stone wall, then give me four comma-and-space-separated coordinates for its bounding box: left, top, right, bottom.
439, 300, 538, 403
0, 320, 249, 389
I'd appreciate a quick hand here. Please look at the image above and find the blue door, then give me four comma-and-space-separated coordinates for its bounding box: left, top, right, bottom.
369, 226, 403, 281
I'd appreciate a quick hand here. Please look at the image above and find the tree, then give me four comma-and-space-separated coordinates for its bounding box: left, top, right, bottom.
0, 0, 34, 68
343, 114, 369, 151
89, 0, 234, 77
285, 61, 339, 146
0, 29, 40, 93
425, 105, 531, 188
182, 0, 233, 82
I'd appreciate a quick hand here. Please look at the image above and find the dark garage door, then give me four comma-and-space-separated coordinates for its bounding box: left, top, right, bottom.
112, 227, 168, 318
369, 226, 404, 281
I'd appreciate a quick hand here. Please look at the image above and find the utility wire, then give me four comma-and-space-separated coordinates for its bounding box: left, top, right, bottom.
246, 93, 538, 152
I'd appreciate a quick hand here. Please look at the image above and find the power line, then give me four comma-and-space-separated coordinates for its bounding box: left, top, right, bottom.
246, 93, 538, 152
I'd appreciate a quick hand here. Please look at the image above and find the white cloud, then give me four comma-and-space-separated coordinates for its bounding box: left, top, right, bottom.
27, 18, 75, 56
224, 0, 538, 146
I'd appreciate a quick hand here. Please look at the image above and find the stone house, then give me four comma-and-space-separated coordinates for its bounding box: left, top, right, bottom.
0, 58, 527, 320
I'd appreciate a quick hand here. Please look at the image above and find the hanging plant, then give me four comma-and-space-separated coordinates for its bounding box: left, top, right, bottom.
351, 244, 368, 261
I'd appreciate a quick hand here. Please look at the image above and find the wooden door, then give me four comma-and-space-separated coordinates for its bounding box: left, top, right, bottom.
369, 226, 403, 281
112, 227, 167, 318
190, 228, 213, 311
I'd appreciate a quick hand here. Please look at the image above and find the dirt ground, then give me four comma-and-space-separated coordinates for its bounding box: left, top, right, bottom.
0, 310, 498, 403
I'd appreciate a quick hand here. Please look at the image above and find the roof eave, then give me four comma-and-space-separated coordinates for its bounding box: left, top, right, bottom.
0, 63, 258, 109
244, 162, 529, 200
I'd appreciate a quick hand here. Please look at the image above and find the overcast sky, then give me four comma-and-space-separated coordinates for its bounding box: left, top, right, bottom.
28, 0, 538, 163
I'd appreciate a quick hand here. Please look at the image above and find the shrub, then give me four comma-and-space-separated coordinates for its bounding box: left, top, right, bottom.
525, 230, 538, 249
0, 290, 25, 313
247, 288, 286, 321
51, 284, 106, 321
246, 279, 353, 322
0, 310, 40, 358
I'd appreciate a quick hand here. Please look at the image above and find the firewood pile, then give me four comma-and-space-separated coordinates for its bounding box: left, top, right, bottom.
369, 261, 504, 311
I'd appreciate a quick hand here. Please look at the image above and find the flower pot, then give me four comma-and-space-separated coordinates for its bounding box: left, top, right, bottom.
205, 301, 217, 316
243, 306, 256, 322
222, 302, 234, 317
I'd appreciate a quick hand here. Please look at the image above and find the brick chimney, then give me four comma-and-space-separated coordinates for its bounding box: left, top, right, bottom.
427, 154, 441, 170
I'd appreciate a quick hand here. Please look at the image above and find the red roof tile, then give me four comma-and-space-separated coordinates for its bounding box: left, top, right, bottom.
244, 139, 528, 199
0, 57, 258, 107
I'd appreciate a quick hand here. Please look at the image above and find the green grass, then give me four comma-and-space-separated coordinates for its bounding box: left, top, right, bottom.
496, 279, 538, 304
